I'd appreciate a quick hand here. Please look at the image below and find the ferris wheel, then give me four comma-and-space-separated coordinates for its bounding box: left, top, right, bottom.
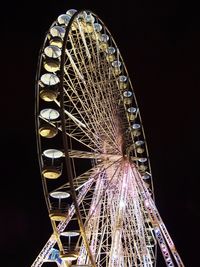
33, 8, 185, 267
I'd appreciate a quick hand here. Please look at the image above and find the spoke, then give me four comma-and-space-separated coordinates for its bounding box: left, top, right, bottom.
55, 98, 86, 128
63, 29, 123, 154
67, 149, 122, 160
53, 156, 122, 192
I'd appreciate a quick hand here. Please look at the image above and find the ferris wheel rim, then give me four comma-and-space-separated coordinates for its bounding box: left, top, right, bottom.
34, 8, 158, 267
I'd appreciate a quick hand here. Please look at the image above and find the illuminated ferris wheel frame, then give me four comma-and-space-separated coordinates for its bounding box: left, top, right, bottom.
33, 8, 185, 267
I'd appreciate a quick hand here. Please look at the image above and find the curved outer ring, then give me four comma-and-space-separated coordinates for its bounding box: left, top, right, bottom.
59, 10, 97, 266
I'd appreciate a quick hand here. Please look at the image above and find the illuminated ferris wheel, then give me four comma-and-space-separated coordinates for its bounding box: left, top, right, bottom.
33, 8, 185, 267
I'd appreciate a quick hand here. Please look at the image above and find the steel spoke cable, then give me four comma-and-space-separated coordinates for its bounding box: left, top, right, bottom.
82, 32, 120, 142
40, 101, 98, 152
63, 59, 115, 152
69, 26, 121, 150
68, 32, 120, 152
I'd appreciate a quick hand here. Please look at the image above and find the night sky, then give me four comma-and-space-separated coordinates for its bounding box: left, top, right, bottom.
1, 1, 200, 266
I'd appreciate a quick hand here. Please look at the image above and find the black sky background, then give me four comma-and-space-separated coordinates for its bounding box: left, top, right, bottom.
1, 0, 200, 266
